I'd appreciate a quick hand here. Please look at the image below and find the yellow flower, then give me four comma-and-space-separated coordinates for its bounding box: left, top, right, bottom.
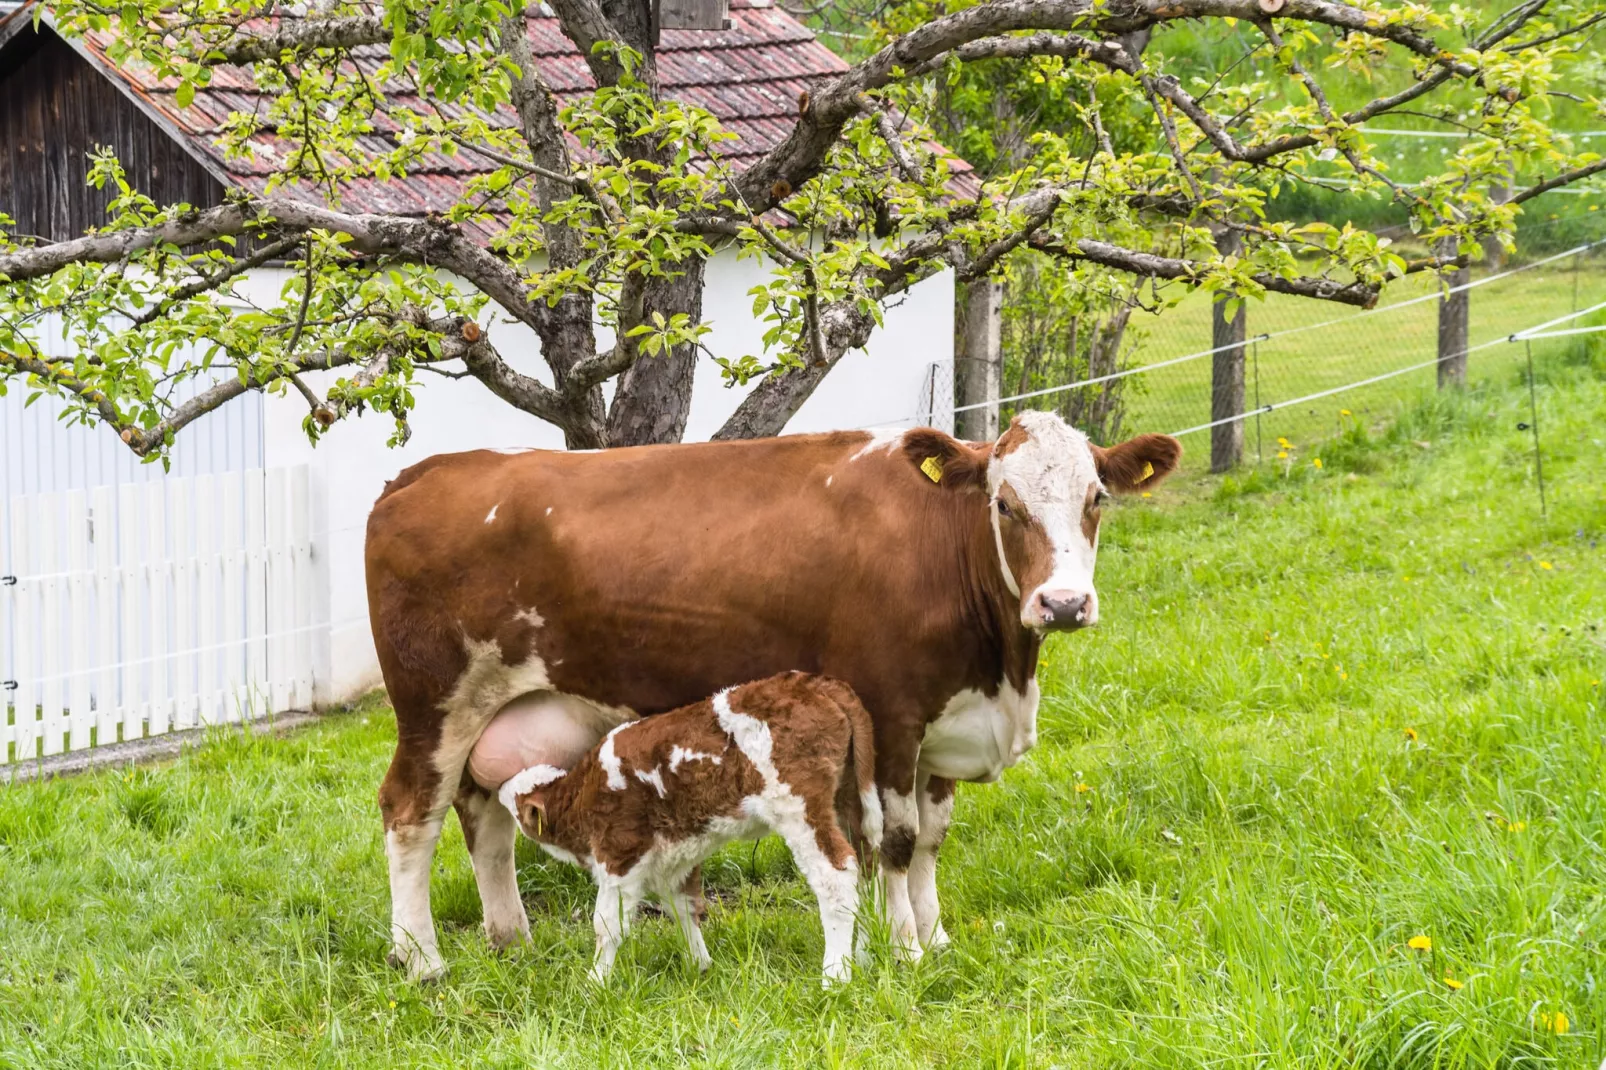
1539, 561, 1553, 570
1277, 450, 1289, 460
1312, 458, 1323, 469
1404, 727, 1418, 741
1402, 576, 1411, 583
1278, 436, 1291, 448
1339, 671, 1349, 680
1507, 820, 1527, 832
1340, 409, 1352, 417
1443, 973, 1464, 990
388, 1000, 398, 1009
1407, 934, 1432, 951
1075, 783, 1091, 794
1141, 491, 1152, 498
1536, 1011, 1569, 1034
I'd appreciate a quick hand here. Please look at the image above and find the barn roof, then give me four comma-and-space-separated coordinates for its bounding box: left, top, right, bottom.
0, 1, 977, 229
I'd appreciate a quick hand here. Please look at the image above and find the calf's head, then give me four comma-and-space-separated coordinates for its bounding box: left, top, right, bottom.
906, 412, 1180, 633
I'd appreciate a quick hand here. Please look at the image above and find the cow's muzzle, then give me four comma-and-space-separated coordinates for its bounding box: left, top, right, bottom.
1029, 590, 1096, 631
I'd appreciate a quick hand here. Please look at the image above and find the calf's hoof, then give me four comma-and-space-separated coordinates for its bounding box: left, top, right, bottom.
821, 961, 852, 988
892, 939, 924, 965
923, 923, 952, 953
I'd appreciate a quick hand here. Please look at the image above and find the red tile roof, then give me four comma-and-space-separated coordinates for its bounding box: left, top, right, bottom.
29, 1, 976, 225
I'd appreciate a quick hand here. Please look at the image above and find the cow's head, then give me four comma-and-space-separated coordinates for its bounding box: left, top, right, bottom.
902, 413, 1180, 633
990, 413, 1179, 631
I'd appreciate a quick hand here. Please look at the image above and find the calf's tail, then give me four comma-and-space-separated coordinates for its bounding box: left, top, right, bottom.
829, 680, 882, 851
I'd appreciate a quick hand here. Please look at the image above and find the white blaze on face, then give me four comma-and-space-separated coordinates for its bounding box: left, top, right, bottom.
987, 411, 1104, 630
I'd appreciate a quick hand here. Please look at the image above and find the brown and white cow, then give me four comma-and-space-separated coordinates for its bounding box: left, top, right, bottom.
500, 671, 881, 985
364, 410, 1179, 979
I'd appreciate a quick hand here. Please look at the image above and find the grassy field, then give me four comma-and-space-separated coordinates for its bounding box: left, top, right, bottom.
1, 349, 1603, 1067
1109, 256, 1606, 463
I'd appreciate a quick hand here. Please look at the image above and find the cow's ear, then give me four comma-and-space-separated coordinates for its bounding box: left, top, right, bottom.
1092, 433, 1182, 494
901, 428, 989, 490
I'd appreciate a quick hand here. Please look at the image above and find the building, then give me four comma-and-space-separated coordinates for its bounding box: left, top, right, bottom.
0, 1, 955, 716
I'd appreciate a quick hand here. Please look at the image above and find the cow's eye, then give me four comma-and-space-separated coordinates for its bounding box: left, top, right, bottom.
995, 498, 1013, 519
1093, 490, 1110, 507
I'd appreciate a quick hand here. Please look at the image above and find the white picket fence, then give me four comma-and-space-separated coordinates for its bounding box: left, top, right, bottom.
0, 466, 316, 764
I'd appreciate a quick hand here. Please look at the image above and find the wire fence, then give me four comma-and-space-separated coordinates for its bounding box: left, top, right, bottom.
892, 230, 1606, 473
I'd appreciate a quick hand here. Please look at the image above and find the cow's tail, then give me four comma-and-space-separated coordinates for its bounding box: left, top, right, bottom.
834, 681, 882, 851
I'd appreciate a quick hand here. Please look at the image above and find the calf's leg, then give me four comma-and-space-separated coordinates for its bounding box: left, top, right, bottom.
777, 794, 863, 986
656, 874, 712, 972
909, 773, 954, 951
590, 877, 644, 984
454, 781, 530, 950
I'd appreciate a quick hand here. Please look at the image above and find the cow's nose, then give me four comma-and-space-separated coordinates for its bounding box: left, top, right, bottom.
1037, 592, 1093, 629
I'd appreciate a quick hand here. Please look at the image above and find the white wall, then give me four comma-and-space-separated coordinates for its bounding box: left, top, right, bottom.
250, 250, 954, 703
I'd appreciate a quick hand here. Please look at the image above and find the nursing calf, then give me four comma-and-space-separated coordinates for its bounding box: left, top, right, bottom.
500, 673, 881, 984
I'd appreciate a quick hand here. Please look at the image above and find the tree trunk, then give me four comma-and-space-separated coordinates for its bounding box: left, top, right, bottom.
1210, 232, 1246, 473
1437, 237, 1470, 389
955, 279, 1002, 441
605, 261, 708, 446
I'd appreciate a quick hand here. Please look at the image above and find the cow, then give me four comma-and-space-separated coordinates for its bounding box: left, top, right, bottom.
364, 410, 1180, 980
499, 671, 882, 986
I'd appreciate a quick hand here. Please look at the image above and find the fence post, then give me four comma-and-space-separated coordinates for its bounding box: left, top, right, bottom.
1210, 231, 1247, 472
1437, 237, 1470, 388
955, 279, 1002, 441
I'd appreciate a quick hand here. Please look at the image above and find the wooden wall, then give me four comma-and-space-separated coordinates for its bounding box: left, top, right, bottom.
0, 25, 227, 243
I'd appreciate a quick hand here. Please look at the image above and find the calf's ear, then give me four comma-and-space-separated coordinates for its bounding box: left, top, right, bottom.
1092, 433, 1182, 494
901, 428, 990, 491
518, 797, 546, 836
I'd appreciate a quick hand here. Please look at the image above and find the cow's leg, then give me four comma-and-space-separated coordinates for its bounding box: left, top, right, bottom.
909, 773, 954, 952
454, 780, 530, 950
879, 786, 921, 962
590, 876, 644, 984
656, 874, 711, 973
378, 746, 452, 982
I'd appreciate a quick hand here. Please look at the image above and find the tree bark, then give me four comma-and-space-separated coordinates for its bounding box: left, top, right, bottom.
1437, 237, 1470, 389
955, 279, 1002, 441
1210, 230, 1246, 473
606, 261, 708, 445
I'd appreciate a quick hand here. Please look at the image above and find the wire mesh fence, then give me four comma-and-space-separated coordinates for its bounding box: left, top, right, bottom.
897, 231, 1606, 474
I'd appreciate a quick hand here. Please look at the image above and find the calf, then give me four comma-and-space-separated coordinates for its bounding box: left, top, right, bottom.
500, 672, 882, 985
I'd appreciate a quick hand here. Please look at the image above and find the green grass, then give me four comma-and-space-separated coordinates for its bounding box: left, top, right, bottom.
1105, 259, 1606, 467
2, 355, 1604, 1067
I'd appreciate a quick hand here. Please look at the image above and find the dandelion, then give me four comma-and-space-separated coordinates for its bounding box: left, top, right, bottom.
1141, 492, 1152, 499
1507, 820, 1527, 832
1277, 450, 1289, 460
1075, 783, 1091, 794
1340, 409, 1352, 417
1313, 458, 1323, 469
1443, 972, 1464, 990
388, 1000, 397, 1009
730, 1015, 741, 1026
1339, 671, 1349, 680
1404, 727, 1419, 742
1407, 934, 1432, 951
1402, 576, 1411, 583
1536, 1010, 1570, 1034
1278, 436, 1291, 448
1539, 561, 1553, 570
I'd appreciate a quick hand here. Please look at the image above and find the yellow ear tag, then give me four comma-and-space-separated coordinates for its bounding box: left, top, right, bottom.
920, 456, 944, 483
1139, 461, 1155, 483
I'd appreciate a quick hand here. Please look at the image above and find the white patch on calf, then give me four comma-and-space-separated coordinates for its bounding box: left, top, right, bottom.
498, 763, 567, 818
635, 764, 668, 799
484, 503, 500, 524
597, 724, 630, 791
668, 745, 722, 774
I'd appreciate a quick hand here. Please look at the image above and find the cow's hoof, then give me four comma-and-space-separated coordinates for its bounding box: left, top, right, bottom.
485, 923, 531, 952
892, 940, 924, 965
821, 964, 851, 988
923, 924, 952, 953
387, 946, 446, 983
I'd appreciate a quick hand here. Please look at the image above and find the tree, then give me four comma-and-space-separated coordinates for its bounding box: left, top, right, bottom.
3, 0, 1603, 460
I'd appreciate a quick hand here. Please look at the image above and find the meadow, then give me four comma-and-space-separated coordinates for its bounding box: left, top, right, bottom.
0, 344, 1602, 1067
